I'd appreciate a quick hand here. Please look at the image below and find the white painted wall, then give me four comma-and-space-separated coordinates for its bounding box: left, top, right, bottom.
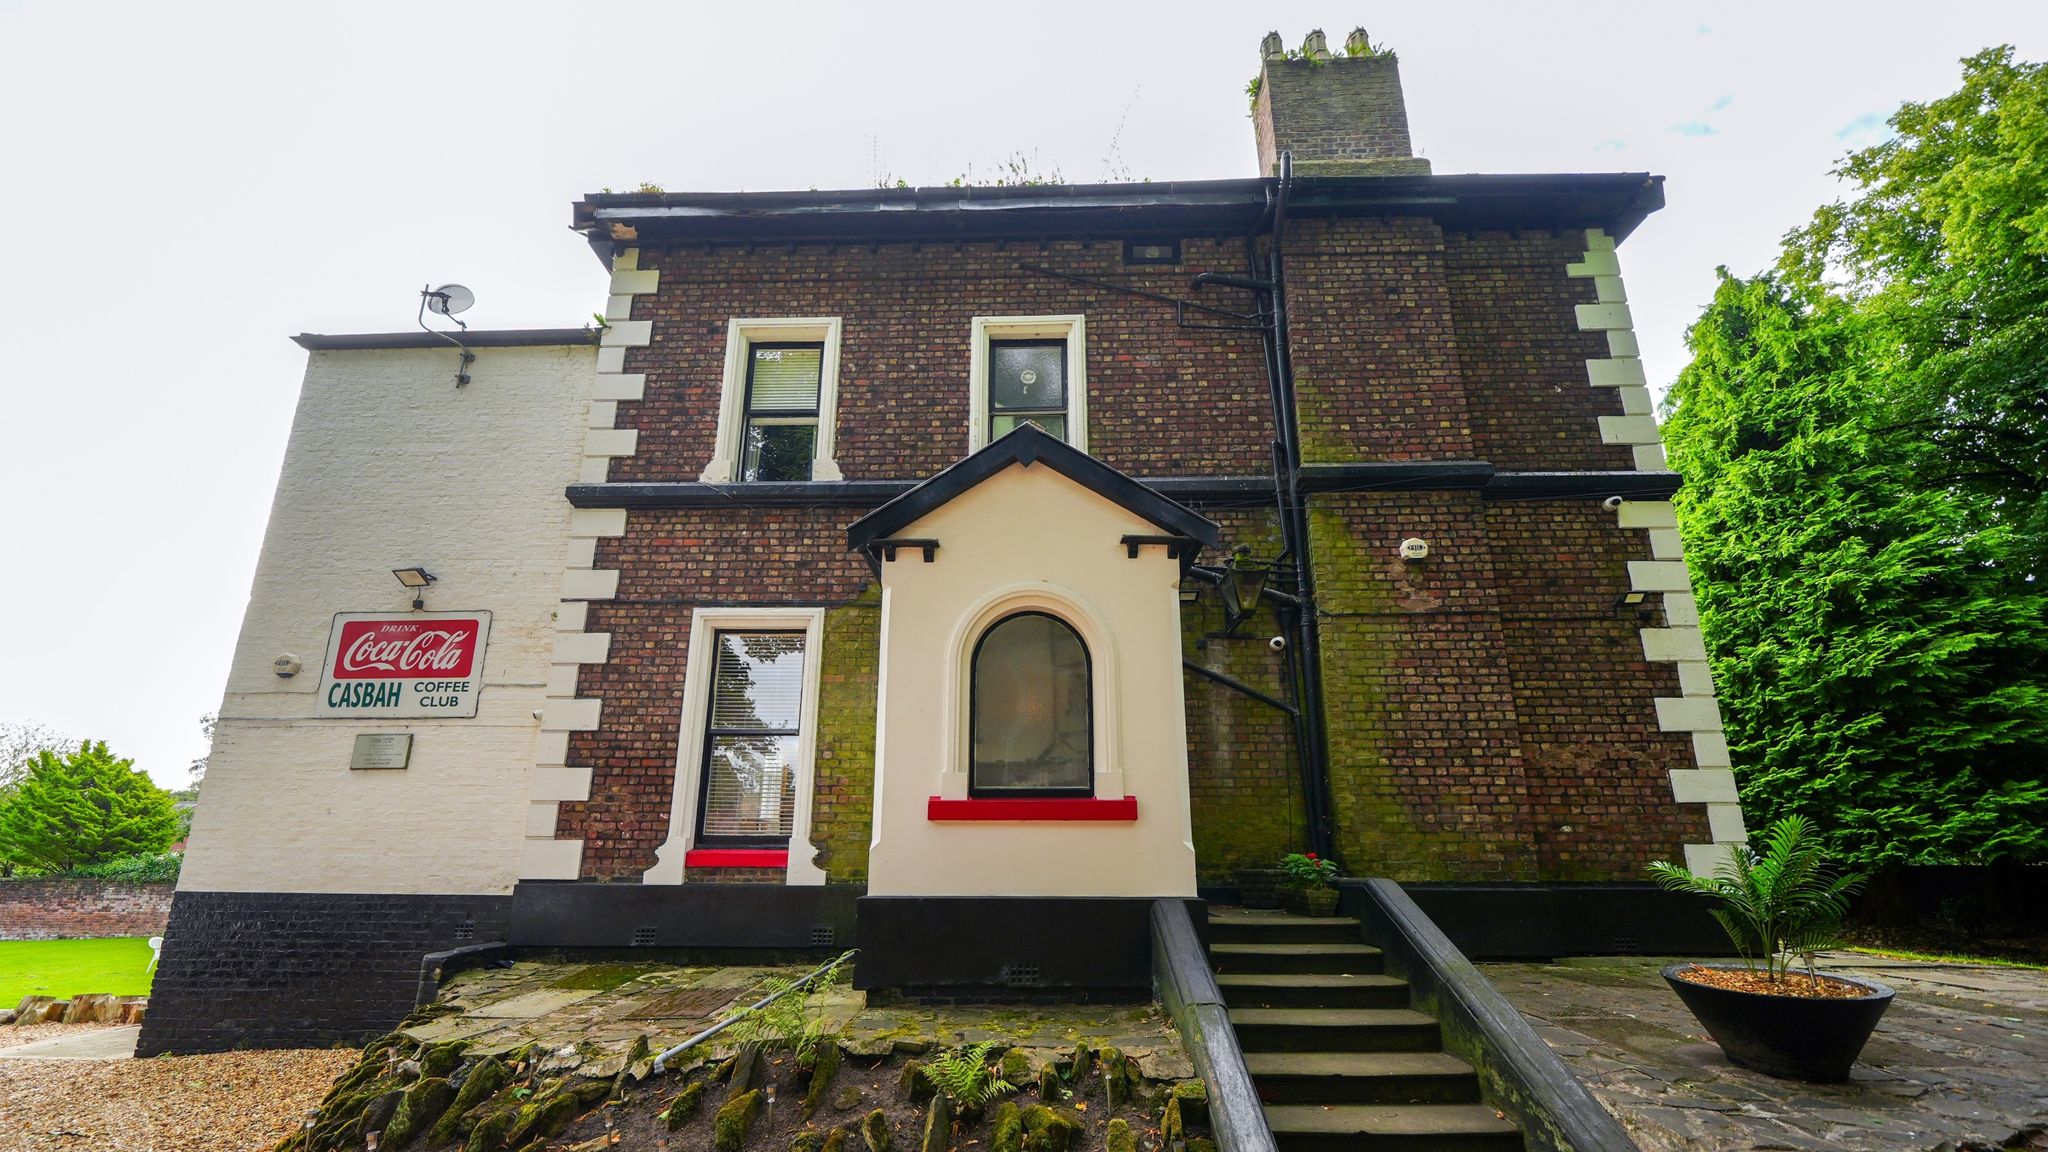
866, 463, 1200, 898
179, 343, 595, 895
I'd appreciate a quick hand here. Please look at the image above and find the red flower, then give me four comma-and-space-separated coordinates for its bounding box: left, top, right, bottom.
1305, 853, 1318, 859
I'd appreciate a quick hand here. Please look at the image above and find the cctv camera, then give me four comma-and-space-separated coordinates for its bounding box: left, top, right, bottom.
1268, 635, 1288, 652
1601, 495, 1625, 512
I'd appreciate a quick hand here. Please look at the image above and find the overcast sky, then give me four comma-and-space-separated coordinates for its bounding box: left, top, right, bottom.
3, 1, 2043, 786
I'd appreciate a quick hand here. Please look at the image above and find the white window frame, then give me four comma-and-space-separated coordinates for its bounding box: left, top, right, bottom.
969, 315, 1088, 453
643, 606, 828, 885
702, 318, 845, 483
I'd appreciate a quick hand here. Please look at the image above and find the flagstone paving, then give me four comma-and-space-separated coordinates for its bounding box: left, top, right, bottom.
405, 958, 1189, 1079
1481, 953, 2048, 1151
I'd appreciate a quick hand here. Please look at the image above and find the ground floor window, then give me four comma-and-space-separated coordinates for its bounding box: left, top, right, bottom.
697, 630, 806, 844
970, 611, 1092, 796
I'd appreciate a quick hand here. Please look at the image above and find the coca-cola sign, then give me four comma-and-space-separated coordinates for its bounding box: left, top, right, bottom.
317, 612, 492, 718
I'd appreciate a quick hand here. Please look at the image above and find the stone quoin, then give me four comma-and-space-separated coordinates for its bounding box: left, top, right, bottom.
143, 30, 1740, 1054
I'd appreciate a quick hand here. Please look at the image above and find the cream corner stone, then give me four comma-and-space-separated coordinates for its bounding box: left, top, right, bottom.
530, 764, 593, 801
1649, 529, 1685, 560
596, 347, 627, 374
583, 428, 639, 458
1628, 560, 1693, 592
1606, 330, 1641, 358
568, 508, 628, 538
603, 295, 635, 322
1632, 443, 1671, 471
1656, 695, 1724, 733
591, 373, 647, 402
1598, 415, 1661, 445
1618, 386, 1654, 415
552, 630, 612, 665
1617, 501, 1677, 529
1676, 661, 1716, 696
1640, 626, 1708, 663
1585, 357, 1647, 388
535, 730, 570, 767
540, 697, 602, 732
1691, 730, 1731, 767
599, 319, 652, 348
1684, 842, 1735, 875
519, 837, 584, 881
1662, 592, 1699, 627
564, 537, 597, 569
545, 664, 580, 697
1593, 275, 1627, 303
1706, 803, 1748, 842
1670, 768, 1739, 804
609, 267, 659, 295
578, 457, 611, 484
1584, 229, 1616, 251
587, 400, 617, 430
524, 802, 560, 838
1565, 250, 1621, 278
555, 601, 589, 632
559, 568, 620, 601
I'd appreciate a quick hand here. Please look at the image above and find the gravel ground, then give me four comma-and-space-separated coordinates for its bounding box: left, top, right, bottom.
0, 1047, 354, 1152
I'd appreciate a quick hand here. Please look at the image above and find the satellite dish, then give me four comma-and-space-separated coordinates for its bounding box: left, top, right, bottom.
426, 284, 475, 316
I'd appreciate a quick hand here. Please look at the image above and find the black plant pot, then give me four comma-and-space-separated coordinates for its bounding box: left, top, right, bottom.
1662, 964, 1895, 1082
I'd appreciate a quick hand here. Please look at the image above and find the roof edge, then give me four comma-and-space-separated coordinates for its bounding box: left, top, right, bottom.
293, 329, 600, 351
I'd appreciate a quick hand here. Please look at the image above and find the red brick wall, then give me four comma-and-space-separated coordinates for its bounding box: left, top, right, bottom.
1446, 231, 1637, 471
1484, 501, 1709, 876
0, 880, 173, 940
617, 238, 1275, 483
561, 222, 1710, 885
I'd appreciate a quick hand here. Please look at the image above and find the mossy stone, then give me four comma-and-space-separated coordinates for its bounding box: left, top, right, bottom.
358, 1088, 405, 1143
611, 1034, 653, 1099
1065, 1044, 1092, 1083
831, 1085, 863, 1111
1168, 1079, 1208, 1136
1019, 1104, 1082, 1152
1098, 1048, 1129, 1109
714, 1089, 765, 1152
381, 1076, 455, 1148
506, 1080, 611, 1148
918, 1093, 954, 1152
802, 1041, 843, 1117
899, 1060, 933, 1103
1035, 1064, 1061, 1102
822, 1126, 848, 1152
991, 1102, 1023, 1152
791, 1127, 827, 1152
429, 1056, 511, 1145
420, 1041, 467, 1080
1106, 1119, 1136, 1152
464, 1110, 514, 1152
728, 1042, 768, 1100
998, 1049, 1032, 1087
666, 1081, 708, 1130
1186, 1138, 1217, 1152
715, 1054, 739, 1083
860, 1108, 893, 1152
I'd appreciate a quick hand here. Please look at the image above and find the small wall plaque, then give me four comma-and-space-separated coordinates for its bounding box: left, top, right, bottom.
350, 733, 413, 770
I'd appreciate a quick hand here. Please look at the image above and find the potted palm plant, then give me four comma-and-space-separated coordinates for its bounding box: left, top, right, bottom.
1278, 852, 1340, 916
1649, 814, 1892, 1081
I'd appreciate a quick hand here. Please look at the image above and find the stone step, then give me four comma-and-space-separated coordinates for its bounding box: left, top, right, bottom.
1207, 911, 1362, 945
1242, 1051, 1481, 1104
1229, 1007, 1441, 1052
1216, 972, 1410, 1010
1212, 942, 1385, 976
1264, 1103, 1524, 1152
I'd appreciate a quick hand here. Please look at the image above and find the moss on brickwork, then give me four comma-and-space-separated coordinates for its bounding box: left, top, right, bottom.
810, 583, 883, 882
1178, 508, 1307, 882
1308, 499, 1539, 881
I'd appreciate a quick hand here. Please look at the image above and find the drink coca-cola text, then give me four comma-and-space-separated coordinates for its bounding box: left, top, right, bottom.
330, 621, 478, 679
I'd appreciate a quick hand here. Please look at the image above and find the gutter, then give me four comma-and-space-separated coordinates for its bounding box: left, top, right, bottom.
293, 329, 600, 351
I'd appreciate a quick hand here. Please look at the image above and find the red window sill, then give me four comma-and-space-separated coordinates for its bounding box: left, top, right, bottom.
926, 797, 1138, 822
684, 848, 789, 868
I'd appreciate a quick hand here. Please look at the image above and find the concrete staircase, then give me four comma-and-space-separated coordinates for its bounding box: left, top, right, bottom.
1209, 907, 1524, 1152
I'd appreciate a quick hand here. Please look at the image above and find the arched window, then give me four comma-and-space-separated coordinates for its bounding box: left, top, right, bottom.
970, 611, 1093, 796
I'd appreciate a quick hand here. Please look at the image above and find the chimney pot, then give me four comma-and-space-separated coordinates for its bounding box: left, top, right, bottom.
1260, 31, 1285, 61
1345, 28, 1372, 57
1301, 29, 1331, 60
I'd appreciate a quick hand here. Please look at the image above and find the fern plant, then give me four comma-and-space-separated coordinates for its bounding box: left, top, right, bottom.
723, 951, 853, 1066
919, 1041, 1016, 1110
1649, 815, 1866, 981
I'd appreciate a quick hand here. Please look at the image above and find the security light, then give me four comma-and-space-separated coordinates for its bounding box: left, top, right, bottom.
392, 566, 437, 610
1615, 591, 1648, 607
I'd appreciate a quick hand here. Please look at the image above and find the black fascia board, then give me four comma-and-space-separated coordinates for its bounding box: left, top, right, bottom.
293, 329, 599, 350
844, 424, 1222, 554
571, 172, 1664, 259
1481, 470, 1683, 501
566, 468, 1681, 510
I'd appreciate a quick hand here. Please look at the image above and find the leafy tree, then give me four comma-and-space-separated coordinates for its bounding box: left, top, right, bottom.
0, 720, 76, 793
1663, 47, 2048, 869
0, 742, 181, 874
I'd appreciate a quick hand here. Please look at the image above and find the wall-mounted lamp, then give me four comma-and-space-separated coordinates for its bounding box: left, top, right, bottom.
1614, 591, 1650, 608
392, 566, 437, 610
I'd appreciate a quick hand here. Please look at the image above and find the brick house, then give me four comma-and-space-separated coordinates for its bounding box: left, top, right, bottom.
143, 32, 1739, 1054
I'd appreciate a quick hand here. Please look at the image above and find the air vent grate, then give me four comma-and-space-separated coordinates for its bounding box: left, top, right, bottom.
1612, 935, 1638, 953
632, 926, 658, 947
453, 921, 476, 942
810, 926, 836, 947
1001, 964, 1042, 988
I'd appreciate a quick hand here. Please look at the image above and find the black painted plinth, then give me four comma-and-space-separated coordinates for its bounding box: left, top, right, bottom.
855, 896, 1198, 995
507, 881, 859, 950
138, 890, 512, 1056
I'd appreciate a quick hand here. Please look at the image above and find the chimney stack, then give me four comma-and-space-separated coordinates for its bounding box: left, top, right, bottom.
1251, 28, 1430, 177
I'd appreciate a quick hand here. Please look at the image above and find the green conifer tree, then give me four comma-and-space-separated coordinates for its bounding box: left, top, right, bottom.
0, 741, 181, 874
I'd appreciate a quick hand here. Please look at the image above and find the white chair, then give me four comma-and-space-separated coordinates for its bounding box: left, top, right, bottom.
146, 936, 163, 973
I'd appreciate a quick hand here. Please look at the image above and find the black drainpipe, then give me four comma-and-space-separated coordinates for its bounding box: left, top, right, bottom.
1199, 152, 1338, 862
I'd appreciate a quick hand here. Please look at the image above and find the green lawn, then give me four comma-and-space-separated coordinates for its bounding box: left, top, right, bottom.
0, 937, 157, 1006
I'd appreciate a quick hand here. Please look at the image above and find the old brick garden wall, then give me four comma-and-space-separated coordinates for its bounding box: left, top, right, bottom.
0, 879, 173, 940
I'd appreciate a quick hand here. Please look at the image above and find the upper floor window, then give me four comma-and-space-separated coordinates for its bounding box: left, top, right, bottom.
702, 318, 844, 483
970, 611, 1092, 796
969, 316, 1087, 453
742, 343, 823, 481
